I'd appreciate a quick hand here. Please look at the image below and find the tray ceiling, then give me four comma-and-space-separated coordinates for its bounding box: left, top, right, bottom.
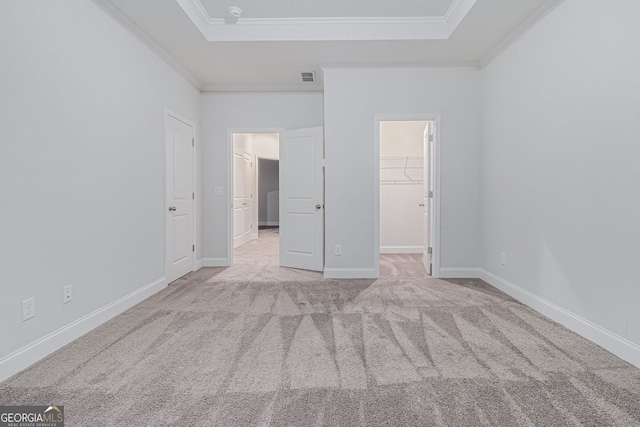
176, 0, 476, 41
94, 0, 563, 91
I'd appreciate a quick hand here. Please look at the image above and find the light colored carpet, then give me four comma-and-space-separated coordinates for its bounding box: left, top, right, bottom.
2, 229, 639, 426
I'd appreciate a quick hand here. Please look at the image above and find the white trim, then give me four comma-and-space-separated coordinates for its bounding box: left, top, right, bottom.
439, 267, 480, 278
324, 268, 378, 279
380, 246, 423, 254
194, 258, 204, 270
479, 269, 640, 369
479, 0, 564, 68
202, 257, 230, 267
201, 84, 324, 93
444, 0, 478, 35
176, 0, 477, 42
374, 114, 442, 278
321, 63, 480, 71
91, 0, 203, 90
0, 277, 167, 383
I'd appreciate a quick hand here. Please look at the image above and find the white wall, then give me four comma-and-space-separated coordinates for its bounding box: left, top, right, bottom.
200, 92, 323, 264
380, 121, 427, 157
480, 0, 640, 365
0, 0, 201, 381
252, 133, 280, 159
380, 121, 426, 253
233, 133, 253, 152
323, 67, 481, 277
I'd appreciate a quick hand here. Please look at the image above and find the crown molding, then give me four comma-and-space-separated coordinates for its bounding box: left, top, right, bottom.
444, 0, 478, 35
176, 0, 477, 42
92, 0, 203, 90
479, 0, 564, 69
320, 61, 481, 71
200, 83, 325, 93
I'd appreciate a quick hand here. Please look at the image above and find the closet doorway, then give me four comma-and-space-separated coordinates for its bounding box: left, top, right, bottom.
376, 117, 439, 277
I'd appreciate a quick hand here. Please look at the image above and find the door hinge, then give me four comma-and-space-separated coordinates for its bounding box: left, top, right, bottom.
428, 247, 433, 255
428, 191, 433, 198
428, 134, 433, 143
192, 138, 194, 147
192, 192, 195, 199
192, 245, 195, 252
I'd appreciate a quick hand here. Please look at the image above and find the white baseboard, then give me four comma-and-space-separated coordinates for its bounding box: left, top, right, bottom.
479, 269, 640, 369
381, 246, 423, 254
202, 257, 229, 267
323, 267, 378, 279
258, 222, 279, 227
439, 267, 480, 278
194, 258, 204, 270
0, 276, 167, 383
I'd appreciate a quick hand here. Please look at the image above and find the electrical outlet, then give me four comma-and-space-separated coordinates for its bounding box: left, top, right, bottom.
22, 297, 35, 321
63, 285, 72, 304
501, 252, 507, 266
334, 245, 342, 256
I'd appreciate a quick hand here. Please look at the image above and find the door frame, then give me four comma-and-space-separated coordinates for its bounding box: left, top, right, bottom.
374, 114, 441, 278
226, 128, 284, 265
164, 108, 197, 279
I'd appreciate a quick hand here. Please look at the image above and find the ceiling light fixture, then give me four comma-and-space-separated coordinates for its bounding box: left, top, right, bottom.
228, 6, 242, 19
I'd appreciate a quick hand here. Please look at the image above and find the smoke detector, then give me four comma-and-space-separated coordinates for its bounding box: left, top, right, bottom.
228, 6, 242, 18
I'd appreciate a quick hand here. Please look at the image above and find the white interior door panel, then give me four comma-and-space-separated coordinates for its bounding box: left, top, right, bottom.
279, 126, 324, 271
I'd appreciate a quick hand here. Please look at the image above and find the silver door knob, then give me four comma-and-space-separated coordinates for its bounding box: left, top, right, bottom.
315, 204, 322, 210
168, 206, 176, 211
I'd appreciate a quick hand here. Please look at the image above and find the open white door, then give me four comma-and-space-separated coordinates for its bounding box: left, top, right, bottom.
279, 126, 324, 271
233, 146, 253, 248
165, 112, 195, 283
423, 122, 434, 275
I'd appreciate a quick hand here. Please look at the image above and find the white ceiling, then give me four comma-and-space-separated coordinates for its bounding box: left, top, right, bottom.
93, 0, 561, 91
199, 0, 457, 19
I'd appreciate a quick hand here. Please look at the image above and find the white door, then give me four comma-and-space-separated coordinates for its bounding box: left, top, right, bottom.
165, 113, 194, 283
279, 126, 324, 271
422, 122, 434, 275
233, 147, 253, 248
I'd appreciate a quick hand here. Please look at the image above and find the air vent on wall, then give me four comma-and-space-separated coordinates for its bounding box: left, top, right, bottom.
301, 72, 315, 82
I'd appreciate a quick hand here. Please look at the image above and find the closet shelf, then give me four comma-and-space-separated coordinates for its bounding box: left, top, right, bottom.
380, 156, 423, 185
